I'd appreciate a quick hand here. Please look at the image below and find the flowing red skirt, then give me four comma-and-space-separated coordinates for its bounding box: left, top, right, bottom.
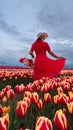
34, 56, 66, 80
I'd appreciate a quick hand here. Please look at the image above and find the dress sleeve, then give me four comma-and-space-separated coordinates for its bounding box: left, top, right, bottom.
45, 42, 51, 51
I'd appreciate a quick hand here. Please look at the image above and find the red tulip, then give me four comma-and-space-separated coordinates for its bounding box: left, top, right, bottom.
15, 84, 25, 94
31, 92, 39, 104
52, 95, 59, 105
57, 87, 63, 94
7, 89, 15, 99
1, 88, 6, 94
25, 84, 33, 92
67, 102, 73, 114
19, 128, 23, 130
0, 120, 6, 130
35, 116, 53, 130
0, 105, 3, 117
24, 91, 32, 99
36, 99, 44, 110
68, 91, 73, 102
54, 109, 68, 130
64, 84, 70, 91
32, 80, 39, 87
36, 85, 41, 91
23, 97, 31, 107
0, 114, 9, 130
3, 114, 9, 128
5, 85, 11, 92
0, 91, 4, 99
59, 93, 69, 105
47, 83, 53, 90
44, 93, 51, 103
16, 101, 28, 117
38, 79, 44, 85
41, 84, 48, 93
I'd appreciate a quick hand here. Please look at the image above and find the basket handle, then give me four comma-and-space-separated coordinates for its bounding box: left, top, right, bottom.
25, 52, 30, 58
25, 52, 35, 59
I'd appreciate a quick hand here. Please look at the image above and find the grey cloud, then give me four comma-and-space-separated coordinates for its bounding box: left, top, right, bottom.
19, 28, 37, 46
20, 37, 33, 43
35, 0, 73, 39
0, 20, 20, 36
48, 38, 73, 67
38, 13, 55, 26
54, 44, 73, 66
0, 48, 20, 65
0, 12, 35, 43
0, 12, 21, 38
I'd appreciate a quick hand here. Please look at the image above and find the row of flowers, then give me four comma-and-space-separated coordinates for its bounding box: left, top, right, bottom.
0, 70, 73, 129
0, 69, 33, 81
0, 68, 73, 81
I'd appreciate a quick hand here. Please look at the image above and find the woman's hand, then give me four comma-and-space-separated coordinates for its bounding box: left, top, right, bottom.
29, 52, 34, 58
48, 50, 65, 59
31, 54, 34, 58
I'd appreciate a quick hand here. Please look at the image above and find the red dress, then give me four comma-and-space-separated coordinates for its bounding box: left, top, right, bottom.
30, 40, 66, 80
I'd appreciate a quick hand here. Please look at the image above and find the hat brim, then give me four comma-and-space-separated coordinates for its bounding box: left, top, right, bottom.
37, 32, 48, 39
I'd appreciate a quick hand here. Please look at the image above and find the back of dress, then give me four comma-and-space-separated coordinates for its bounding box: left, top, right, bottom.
30, 40, 50, 57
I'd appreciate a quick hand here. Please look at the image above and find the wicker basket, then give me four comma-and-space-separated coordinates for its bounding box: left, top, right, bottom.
19, 53, 34, 67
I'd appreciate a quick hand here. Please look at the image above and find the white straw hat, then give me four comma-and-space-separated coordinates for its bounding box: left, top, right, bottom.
37, 32, 48, 38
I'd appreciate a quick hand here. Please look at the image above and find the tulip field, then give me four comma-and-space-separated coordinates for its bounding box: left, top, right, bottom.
0, 66, 73, 130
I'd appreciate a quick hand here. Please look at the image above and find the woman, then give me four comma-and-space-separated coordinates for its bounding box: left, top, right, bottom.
29, 32, 66, 80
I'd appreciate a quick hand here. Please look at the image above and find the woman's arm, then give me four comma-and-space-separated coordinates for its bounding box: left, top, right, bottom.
29, 51, 34, 58
48, 50, 64, 59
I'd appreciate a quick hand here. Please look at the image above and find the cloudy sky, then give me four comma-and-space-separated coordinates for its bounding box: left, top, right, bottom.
0, 0, 73, 67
